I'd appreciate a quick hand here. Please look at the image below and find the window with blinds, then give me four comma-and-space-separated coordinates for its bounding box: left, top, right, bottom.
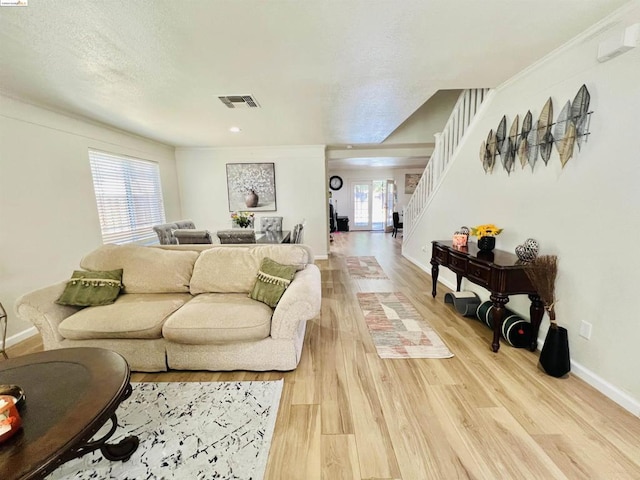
89, 149, 166, 245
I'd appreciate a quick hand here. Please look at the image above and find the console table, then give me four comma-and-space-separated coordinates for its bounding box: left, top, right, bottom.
430, 240, 543, 352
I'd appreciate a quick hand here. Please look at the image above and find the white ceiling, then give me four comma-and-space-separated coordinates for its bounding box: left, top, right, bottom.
0, 0, 628, 151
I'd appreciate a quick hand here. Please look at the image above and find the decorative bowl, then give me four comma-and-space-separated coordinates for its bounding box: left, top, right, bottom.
0, 385, 25, 410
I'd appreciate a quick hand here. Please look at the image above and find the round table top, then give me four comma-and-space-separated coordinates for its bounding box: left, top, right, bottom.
0, 347, 130, 480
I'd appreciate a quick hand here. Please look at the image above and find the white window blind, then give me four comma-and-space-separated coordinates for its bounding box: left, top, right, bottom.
89, 149, 166, 245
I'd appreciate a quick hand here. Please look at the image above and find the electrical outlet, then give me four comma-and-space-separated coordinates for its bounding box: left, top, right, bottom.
579, 320, 592, 340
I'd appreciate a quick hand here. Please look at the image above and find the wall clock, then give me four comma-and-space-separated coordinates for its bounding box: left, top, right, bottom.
329, 175, 343, 191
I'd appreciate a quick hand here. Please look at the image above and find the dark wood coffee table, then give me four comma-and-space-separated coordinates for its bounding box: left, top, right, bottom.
0, 347, 139, 479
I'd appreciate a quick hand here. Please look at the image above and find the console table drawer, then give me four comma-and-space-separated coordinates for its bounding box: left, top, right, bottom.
433, 245, 448, 263
467, 260, 492, 287
448, 252, 467, 274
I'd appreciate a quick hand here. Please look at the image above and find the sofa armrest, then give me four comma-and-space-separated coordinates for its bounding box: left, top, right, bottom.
15, 282, 82, 348
270, 264, 321, 339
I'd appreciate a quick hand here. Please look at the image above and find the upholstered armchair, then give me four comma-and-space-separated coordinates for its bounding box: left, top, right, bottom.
153, 220, 196, 245
174, 229, 213, 244
291, 221, 305, 244
259, 216, 283, 232
216, 230, 257, 244
174, 220, 196, 230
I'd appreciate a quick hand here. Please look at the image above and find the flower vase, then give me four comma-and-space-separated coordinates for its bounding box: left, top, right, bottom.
477, 236, 496, 252
245, 190, 258, 208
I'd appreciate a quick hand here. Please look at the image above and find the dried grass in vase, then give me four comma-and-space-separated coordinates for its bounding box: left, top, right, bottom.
524, 255, 558, 328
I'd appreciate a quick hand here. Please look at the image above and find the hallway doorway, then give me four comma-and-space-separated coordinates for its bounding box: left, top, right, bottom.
351, 180, 392, 231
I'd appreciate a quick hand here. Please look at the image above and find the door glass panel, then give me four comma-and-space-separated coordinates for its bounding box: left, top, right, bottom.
371, 180, 385, 231
353, 184, 370, 228
386, 181, 395, 230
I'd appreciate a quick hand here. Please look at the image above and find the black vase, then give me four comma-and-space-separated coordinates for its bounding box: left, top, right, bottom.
477, 236, 496, 251
539, 326, 571, 378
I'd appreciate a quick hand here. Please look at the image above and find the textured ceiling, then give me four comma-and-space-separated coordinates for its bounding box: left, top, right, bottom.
0, 0, 629, 149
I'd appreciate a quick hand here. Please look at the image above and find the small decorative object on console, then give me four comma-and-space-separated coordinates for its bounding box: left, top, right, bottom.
470, 224, 503, 252
452, 233, 467, 247
0, 385, 25, 410
452, 226, 470, 247
0, 395, 22, 443
515, 238, 539, 262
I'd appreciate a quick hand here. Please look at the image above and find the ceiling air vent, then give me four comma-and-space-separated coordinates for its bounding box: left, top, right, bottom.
218, 95, 260, 109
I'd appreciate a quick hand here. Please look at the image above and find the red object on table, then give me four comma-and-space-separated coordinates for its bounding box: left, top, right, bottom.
0, 395, 22, 443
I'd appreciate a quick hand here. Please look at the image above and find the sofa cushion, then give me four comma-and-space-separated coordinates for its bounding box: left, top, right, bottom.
249, 257, 297, 308
80, 244, 199, 294
56, 269, 123, 307
162, 293, 272, 345
190, 245, 311, 294
58, 293, 192, 340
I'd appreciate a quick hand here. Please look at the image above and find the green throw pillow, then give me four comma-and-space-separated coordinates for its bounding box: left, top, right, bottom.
249, 257, 297, 308
56, 269, 124, 307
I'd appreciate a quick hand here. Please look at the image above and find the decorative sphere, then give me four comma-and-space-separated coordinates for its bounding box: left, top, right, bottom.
515, 238, 539, 262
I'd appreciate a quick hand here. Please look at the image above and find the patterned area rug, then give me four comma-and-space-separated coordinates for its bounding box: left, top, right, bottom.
357, 292, 454, 359
346, 256, 389, 279
48, 381, 283, 480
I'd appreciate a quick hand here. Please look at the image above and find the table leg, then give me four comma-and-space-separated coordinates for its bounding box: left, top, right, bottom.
456, 274, 463, 292
430, 260, 439, 297
489, 294, 509, 352
528, 294, 544, 351
61, 383, 139, 466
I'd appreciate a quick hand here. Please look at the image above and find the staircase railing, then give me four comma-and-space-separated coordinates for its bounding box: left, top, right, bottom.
403, 89, 491, 242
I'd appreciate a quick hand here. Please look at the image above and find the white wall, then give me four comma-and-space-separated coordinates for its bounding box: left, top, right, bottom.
403, 5, 640, 411
384, 89, 462, 145
0, 95, 180, 341
175, 146, 329, 258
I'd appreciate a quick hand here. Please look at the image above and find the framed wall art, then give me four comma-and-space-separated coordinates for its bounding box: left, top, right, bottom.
404, 173, 422, 194
226, 162, 277, 212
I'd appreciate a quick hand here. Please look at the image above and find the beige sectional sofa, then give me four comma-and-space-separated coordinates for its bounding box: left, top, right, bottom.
16, 243, 321, 372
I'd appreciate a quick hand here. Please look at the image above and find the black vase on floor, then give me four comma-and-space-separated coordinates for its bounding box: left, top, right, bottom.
477, 236, 496, 252
539, 325, 571, 378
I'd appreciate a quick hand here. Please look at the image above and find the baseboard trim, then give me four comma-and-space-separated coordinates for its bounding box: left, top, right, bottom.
568, 360, 640, 417
6, 326, 38, 349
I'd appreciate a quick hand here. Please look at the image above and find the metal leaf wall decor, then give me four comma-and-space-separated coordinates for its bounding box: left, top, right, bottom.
496, 116, 507, 155
553, 101, 571, 153
571, 84, 591, 150
487, 129, 497, 172
480, 140, 489, 173
478, 84, 592, 174
502, 116, 518, 174
559, 120, 576, 167
527, 120, 539, 171
518, 111, 532, 168
537, 98, 554, 165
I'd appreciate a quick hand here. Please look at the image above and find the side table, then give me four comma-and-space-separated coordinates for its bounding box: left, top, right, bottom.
0, 348, 139, 479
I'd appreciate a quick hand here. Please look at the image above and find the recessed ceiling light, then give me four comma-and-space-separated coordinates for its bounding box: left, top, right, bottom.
229, 126, 241, 133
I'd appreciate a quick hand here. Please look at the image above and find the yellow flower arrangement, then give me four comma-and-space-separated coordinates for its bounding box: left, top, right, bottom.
470, 224, 503, 238
231, 211, 254, 228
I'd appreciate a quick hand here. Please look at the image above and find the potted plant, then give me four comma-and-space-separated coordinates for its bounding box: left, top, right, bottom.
231, 211, 254, 228
470, 224, 503, 251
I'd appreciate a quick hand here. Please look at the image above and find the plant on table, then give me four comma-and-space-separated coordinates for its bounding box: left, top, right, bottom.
231, 211, 254, 228
470, 224, 503, 238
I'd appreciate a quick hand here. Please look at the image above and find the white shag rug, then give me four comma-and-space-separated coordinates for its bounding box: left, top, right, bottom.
47, 380, 283, 480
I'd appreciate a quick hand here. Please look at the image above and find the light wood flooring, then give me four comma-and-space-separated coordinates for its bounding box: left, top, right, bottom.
8, 231, 640, 479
